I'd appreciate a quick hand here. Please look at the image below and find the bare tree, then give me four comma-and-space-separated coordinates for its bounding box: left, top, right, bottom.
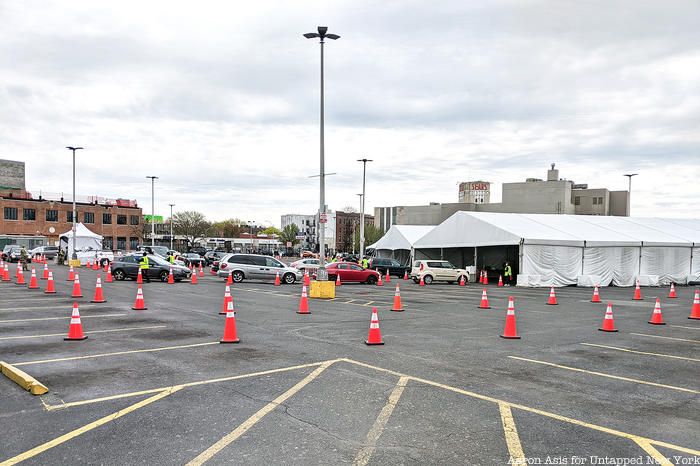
172, 211, 211, 248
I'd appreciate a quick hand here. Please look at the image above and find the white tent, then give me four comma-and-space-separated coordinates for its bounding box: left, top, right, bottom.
413, 212, 700, 287
368, 225, 434, 265
59, 223, 103, 259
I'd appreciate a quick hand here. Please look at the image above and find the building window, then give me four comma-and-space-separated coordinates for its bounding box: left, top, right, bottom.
117, 237, 126, 250
574, 196, 581, 206
597, 197, 603, 205
84, 212, 95, 224
4, 207, 18, 220
67, 211, 74, 222
117, 215, 127, 225
23, 208, 36, 221
129, 237, 139, 250
103, 213, 112, 224
46, 209, 58, 222
130, 215, 139, 225
592, 197, 597, 205
103, 236, 113, 250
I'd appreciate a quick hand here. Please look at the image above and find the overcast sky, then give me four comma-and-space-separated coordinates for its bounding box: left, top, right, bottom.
1, 1, 698, 226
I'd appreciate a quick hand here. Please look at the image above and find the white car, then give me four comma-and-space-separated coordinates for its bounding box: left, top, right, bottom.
76, 247, 115, 266
290, 258, 323, 273
410, 260, 470, 285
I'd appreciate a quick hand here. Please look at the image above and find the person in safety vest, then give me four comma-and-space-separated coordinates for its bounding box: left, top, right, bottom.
504, 262, 512, 286
362, 257, 369, 269
168, 252, 175, 264
139, 252, 151, 282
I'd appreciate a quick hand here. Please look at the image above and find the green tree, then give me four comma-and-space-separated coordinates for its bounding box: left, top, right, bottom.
260, 226, 281, 236
354, 224, 384, 252
211, 219, 244, 238
172, 211, 212, 248
278, 224, 300, 253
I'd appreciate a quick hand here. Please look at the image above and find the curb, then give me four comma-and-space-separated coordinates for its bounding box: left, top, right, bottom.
0, 361, 49, 395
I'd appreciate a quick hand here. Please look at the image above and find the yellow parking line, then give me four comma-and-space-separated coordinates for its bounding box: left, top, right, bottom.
0, 313, 126, 324
581, 343, 700, 362
0, 325, 167, 341
630, 333, 700, 344
13, 342, 220, 367
633, 439, 673, 465
185, 360, 335, 465
508, 356, 699, 394
353, 377, 409, 466
499, 403, 526, 465
0, 386, 182, 466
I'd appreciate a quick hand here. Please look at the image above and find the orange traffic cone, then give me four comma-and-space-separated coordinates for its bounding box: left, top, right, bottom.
210, 265, 217, 275
132, 285, 147, 310
167, 267, 174, 284
376, 273, 384, 287
500, 296, 520, 339
220, 285, 233, 315
191, 272, 198, 284
136, 268, 143, 284
67, 265, 75, 282
689, 289, 700, 320
87, 259, 93, 268
28, 267, 39, 289
648, 298, 665, 325
64, 303, 88, 341
44, 271, 56, 294
668, 283, 677, 299
403, 270, 408, 280
591, 285, 602, 303
304, 271, 310, 286
483, 272, 489, 285
42, 262, 49, 280
15, 263, 20, 279
633, 278, 643, 300
91, 274, 106, 303
419, 276, 425, 286
198, 264, 204, 277
546, 287, 558, 305
478, 288, 491, 309
220, 300, 240, 344
92, 260, 99, 271
365, 307, 384, 345
2, 263, 9, 281
71, 273, 83, 298
335, 274, 341, 286
498, 275, 503, 287
274, 272, 281, 286
391, 283, 403, 312
599, 303, 618, 332
459, 275, 466, 286
385, 270, 391, 283
16, 268, 25, 285
226, 270, 233, 285
105, 265, 113, 283
297, 285, 310, 314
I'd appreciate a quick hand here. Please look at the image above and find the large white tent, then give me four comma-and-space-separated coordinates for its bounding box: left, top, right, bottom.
413, 212, 700, 287
59, 223, 103, 259
368, 225, 434, 265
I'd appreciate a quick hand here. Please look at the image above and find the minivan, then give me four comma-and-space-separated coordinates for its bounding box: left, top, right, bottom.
217, 254, 302, 284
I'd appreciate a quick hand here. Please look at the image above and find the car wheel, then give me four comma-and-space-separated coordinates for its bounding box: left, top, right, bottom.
113, 269, 126, 281
283, 273, 296, 284
366, 275, 378, 285
423, 275, 433, 285
232, 271, 244, 283
159, 271, 169, 282
412, 278, 419, 284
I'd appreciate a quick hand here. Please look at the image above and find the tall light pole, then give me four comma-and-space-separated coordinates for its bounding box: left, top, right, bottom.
146, 176, 158, 247
623, 173, 638, 217
357, 158, 373, 259
304, 26, 340, 279
248, 221, 254, 253
355, 193, 363, 255
169, 203, 175, 250
66, 146, 84, 261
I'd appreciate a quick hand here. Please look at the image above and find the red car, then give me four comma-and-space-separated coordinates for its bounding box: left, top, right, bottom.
314, 262, 380, 284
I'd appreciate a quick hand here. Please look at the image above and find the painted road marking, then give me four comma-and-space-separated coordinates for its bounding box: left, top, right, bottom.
499, 403, 526, 465
509, 356, 699, 394
581, 343, 700, 362
0, 313, 126, 324
185, 361, 335, 465
0, 386, 183, 465
0, 305, 108, 314
630, 333, 700, 344
0, 325, 167, 341
632, 439, 673, 466
669, 325, 700, 331
352, 376, 409, 466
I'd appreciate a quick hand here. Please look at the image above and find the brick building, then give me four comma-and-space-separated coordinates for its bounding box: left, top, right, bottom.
335, 211, 375, 253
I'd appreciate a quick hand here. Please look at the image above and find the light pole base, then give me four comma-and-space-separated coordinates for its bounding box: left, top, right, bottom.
316, 265, 329, 281
68, 259, 81, 267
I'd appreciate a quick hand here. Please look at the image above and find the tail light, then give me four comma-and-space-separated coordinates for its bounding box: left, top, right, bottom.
219, 262, 226, 269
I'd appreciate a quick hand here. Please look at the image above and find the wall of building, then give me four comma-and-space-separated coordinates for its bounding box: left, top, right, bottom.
573, 188, 609, 215
501, 180, 575, 214
609, 191, 629, 216
0, 159, 25, 190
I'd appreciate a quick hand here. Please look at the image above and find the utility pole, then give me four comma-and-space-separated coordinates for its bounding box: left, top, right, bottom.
357, 158, 373, 259
623, 173, 638, 216
169, 203, 175, 250
66, 146, 84, 261
146, 176, 158, 247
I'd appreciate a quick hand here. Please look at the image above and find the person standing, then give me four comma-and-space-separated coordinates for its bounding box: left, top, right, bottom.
504, 262, 513, 286
19, 246, 29, 271
139, 252, 151, 283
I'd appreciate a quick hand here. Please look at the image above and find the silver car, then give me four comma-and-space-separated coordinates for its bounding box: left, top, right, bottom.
217, 254, 302, 284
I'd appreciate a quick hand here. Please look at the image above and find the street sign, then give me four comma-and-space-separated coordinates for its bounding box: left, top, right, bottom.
295, 235, 305, 240
320, 213, 327, 223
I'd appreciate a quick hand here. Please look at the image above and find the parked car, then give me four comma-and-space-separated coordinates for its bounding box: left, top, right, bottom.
179, 253, 206, 267
290, 258, 323, 273
136, 245, 170, 259
29, 245, 59, 260
2, 245, 31, 263
301, 250, 318, 258
368, 257, 411, 278
188, 246, 207, 256
217, 253, 302, 284
76, 247, 114, 266
315, 262, 381, 284
110, 254, 192, 282
410, 260, 469, 285
204, 250, 227, 266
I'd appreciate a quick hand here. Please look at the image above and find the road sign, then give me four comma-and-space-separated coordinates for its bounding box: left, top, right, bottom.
295, 235, 305, 240
320, 213, 327, 224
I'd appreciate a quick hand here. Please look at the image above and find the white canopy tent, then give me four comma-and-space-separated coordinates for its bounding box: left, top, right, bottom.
367, 225, 434, 265
59, 223, 103, 259
413, 212, 700, 287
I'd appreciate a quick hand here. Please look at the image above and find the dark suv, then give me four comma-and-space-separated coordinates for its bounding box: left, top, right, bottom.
111, 254, 192, 282
368, 257, 411, 278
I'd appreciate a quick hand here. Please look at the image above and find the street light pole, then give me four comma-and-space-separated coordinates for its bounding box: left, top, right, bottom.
357, 158, 373, 259
66, 146, 84, 261
169, 203, 175, 250
248, 221, 254, 253
623, 173, 638, 216
355, 193, 363, 256
304, 26, 340, 280
146, 176, 158, 247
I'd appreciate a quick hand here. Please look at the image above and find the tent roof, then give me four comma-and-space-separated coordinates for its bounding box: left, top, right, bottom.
59, 223, 103, 240
368, 225, 434, 251
413, 212, 700, 249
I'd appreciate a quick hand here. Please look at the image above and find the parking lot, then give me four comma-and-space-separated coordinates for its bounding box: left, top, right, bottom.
1, 265, 698, 465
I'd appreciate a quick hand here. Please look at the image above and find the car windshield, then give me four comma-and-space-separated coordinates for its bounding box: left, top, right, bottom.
186, 254, 199, 258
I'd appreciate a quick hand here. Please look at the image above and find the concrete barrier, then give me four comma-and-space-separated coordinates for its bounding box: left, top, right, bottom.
0, 361, 48, 395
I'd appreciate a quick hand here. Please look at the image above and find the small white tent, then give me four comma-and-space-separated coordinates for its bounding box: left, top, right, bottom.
368, 225, 434, 265
59, 223, 103, 259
